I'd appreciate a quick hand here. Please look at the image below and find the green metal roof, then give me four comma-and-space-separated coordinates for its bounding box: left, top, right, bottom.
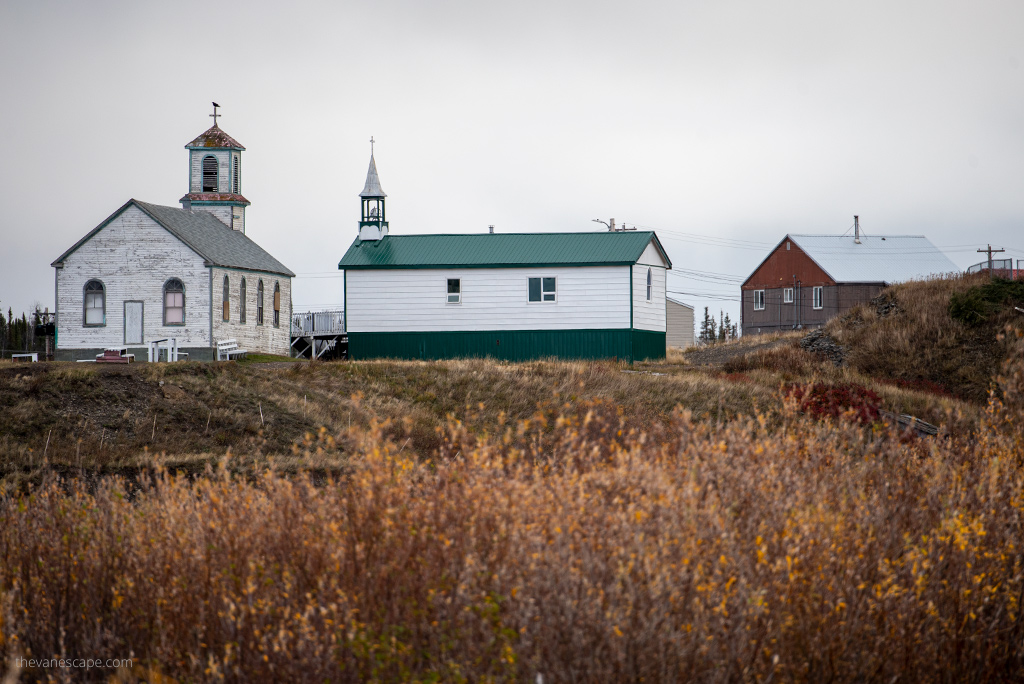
338, 231, 671, 270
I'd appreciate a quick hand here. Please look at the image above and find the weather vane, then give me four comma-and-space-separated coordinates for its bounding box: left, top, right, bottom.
210, 102, 221, 125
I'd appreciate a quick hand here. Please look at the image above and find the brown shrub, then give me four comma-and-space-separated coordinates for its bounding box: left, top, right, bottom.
1, 367, 1023, 681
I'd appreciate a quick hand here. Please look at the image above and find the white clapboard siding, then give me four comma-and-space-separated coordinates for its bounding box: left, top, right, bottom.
346, 266, 631, 333
56, 205, 211, 349
632, 263, 667, 332
636, 241, 669, 268
212, 267, 292, 355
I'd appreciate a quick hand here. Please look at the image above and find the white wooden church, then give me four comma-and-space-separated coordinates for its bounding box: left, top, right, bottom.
51, 108, 294, 361
339, 151, 672, 361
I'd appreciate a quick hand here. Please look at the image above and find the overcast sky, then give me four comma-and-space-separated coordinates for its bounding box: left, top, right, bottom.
1, 0, 1021, 327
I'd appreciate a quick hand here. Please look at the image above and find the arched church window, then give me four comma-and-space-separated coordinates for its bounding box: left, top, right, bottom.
273, 282, 281, 327
202, 155, 218, 192
164, 279, 185, 325
239, 278, 247, 324
646, 268, 652, 301
256, 280, 264, 326
84, 280, 105, 326
222, 275, 230, 321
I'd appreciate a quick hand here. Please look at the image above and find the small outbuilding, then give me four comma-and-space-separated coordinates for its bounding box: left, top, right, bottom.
666, 297, 695, 350
338, 153, 672, 361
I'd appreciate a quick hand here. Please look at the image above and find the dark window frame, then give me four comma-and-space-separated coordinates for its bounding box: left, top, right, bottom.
273, 282, 281, 327
239, 278, 247, 324
257, 280, 264, 326
222, 275, 230, 321
646, 267, 653, 301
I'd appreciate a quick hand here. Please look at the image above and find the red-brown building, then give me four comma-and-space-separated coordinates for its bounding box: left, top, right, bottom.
741, 232, 958, 336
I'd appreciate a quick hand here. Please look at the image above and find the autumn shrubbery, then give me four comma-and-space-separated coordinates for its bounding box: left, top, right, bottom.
2, 354, 1024, 682
785, 382, 881, 423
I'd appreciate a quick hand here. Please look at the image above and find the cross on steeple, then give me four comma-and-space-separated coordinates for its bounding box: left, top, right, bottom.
210, 102, 221, 126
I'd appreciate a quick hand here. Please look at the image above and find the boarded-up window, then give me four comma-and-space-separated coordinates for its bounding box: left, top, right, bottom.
164, 279, 185, 325
233, 156, 240, 194
240, 278, 247, 324
222, 275, 230, 321
202, 155, 218, 192
257, 280, 264, 326
84, 280, 105, 326
273, 282, 281, 327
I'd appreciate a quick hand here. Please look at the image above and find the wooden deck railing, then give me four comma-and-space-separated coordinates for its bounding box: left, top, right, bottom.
291, 311, 345, 336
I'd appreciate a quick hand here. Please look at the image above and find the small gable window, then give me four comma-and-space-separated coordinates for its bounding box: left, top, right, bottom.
273, 282, 281, 327
257, 280, 265, 325
646, 267, 653, 301
222, 275, 230, 321
239, 278, 247, 324
84, 280, 105, 326
202, 155, 218, 192
164, 279, 185, 325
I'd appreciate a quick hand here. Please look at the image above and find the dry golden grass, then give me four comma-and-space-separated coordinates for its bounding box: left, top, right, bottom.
2, 353, 1024, 681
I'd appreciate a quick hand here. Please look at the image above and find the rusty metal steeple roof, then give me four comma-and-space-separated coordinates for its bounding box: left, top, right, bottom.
185, 124, 245, 150
359, 154, 386, 198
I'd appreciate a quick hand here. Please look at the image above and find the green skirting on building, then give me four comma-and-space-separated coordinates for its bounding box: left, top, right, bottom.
348, 329, 665, 362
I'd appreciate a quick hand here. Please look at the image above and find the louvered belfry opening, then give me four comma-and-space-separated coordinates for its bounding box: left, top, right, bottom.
233, 156, 239, 193
202, 155, 218, 192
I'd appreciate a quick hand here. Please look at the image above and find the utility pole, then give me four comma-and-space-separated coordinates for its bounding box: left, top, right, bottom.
978, 244, 1005, 278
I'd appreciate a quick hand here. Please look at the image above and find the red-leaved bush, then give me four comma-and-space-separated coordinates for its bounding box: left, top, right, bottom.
786, 382, 881, 423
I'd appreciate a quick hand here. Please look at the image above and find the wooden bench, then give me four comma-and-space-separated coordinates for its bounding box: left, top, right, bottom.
216, 339, 248, 361
96, 348, 135, 364
11, 353, 38, 362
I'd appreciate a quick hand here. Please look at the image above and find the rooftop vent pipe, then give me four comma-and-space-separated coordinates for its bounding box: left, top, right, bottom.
854, 215, 861, 244
489, 225, 494, 234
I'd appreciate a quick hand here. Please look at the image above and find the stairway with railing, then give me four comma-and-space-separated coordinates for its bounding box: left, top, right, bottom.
290, 311, 347, 359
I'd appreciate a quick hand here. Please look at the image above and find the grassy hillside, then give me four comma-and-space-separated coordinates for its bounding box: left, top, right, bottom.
2, 275, 1023, 682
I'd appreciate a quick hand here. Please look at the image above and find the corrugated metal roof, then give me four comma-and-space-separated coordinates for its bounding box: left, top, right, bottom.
185, 124, 245, 150
359, 155, 386, 198
339, 231, 671, 269
789, 234, 959, 283
52, 199, 294, 277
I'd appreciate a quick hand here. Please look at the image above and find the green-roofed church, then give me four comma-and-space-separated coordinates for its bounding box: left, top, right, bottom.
339, 150, 671, 361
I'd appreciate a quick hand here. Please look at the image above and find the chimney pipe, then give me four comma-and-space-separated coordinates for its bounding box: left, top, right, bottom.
488, 225, 494, 234
609, 218, 616, 232
854, 215, 861, 244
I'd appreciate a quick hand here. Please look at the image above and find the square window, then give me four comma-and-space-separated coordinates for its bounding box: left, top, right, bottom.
447, 278, 461, 303
529, 277, 556, 303
783, 288, 793, 303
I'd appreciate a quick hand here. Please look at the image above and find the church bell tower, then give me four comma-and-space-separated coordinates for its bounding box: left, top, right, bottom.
180, 103, 250, 233
358, 137, 388, 241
